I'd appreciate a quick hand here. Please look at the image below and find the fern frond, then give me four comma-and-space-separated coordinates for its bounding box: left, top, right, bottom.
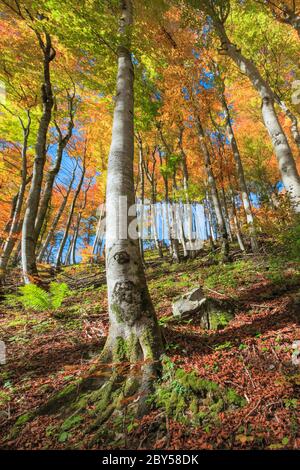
18, 284, 50, 311
49, 282, 69, 309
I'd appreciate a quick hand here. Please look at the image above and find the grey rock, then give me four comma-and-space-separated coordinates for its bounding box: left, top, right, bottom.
172, 287, 205, 318
172, 288, 234, 330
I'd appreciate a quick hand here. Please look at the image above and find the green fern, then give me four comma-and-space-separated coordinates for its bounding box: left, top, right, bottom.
49, 282, 69, 309
18, 284, 50, 311
7, 282, 70, 312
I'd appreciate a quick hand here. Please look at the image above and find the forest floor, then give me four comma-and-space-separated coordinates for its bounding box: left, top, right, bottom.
0, 244, 299, 450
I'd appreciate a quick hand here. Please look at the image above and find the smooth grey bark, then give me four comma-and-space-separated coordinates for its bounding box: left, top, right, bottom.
151, 203, 163, 256
64, 230, 74, 266
207, 197, 217, 243
176, 204, 188, 257
56, 158, 85, 268
169, 202, 180, 263
195, 115, 229, 260
204, 195, 216, 249
0, 112, 31, 281
92, 214, 102, 255
103, 0, 163, 396
34, 93, 75, 250
21, 31, 56, 283
212, 137, 233, 243
275, 97, 300, 150
71, 219, 79, 265
229, 188, 246, 252
37, 164, 77, 263
209, 11, 300, 211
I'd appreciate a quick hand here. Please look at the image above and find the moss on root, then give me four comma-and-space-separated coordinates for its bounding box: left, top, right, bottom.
7, 331, 161, 447
153, 357, 246, 427
8, 411, 35, 440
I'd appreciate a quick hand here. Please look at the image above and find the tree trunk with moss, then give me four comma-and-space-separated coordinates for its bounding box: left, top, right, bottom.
102, 0, 163, 409
11, 0, 163, 442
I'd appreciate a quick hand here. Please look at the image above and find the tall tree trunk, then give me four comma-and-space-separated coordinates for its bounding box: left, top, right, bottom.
34, 94, 75, 249
64, 231, 74, 266
56, 158, 85, 268
37, 164, 77, 263
21, 32, 55, 283
220, 187, 233, 242
71, 178, 90, 265
103, 0, 163, 412
177, 204, 188, 257
71, 218, 80, 265
137, 135, 145, 260
204, 197, 215, 249
92, 203, 105, 258
144, 149, 163, 258
169, 202, 180, 262
210, 14, 300, 211
178, 125, 196, 257
218, 83, 259, 251
229, 188, 246, 252
151, 202, 163, 257
196, 115, 229, 260
0, 112, 31, 282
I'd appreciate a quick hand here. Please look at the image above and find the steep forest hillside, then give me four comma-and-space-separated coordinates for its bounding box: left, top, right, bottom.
0, 0, 300, 456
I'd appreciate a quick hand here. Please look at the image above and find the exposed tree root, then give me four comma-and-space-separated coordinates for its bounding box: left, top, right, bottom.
9, 343, 161, 447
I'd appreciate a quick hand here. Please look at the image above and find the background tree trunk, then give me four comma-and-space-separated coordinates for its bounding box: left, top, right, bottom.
21, 32, 55, 283
56, 157, 85, 268
37, 163, 77, 263
34, 94, 75, 250
196, 115, 229, 260
211, 16, 300, 211
218, 82, 259, 252
0, 112, 31, 282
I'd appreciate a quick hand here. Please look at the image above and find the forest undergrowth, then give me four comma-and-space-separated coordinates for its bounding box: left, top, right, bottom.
0, 241, 299, 450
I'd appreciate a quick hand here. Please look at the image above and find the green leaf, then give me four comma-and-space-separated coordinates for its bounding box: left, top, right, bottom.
58, 431, 69, 443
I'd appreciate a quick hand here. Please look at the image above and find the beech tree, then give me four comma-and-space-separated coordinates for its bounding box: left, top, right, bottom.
196, 0, 300, 212
102, 0, 163, 411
